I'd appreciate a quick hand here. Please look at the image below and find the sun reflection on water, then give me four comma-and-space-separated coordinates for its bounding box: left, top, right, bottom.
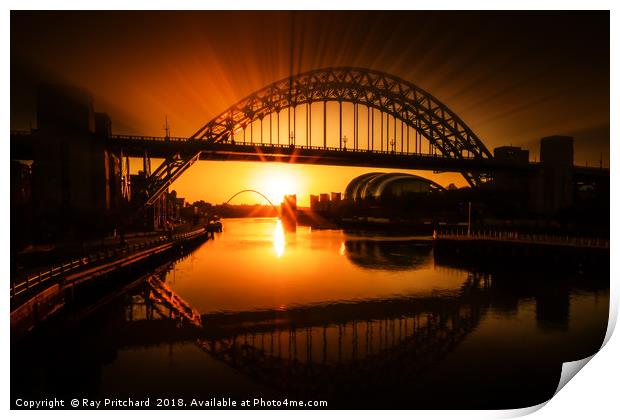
273, 219, 286, 257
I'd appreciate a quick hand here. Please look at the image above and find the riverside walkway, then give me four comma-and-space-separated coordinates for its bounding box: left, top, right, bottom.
11, 227, 207, 303
10, 226, 210, 339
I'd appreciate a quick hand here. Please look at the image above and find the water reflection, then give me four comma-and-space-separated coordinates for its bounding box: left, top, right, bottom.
10, 218, 609, 409
130, 272, 485, 400
344, 238, 432, 271
162, 220, 465, 314
273, 219, 286, 258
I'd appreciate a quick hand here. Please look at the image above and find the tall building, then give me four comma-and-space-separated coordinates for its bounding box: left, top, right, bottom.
11, 161, 33, 251
281, 194, 297, 227
130, 171, 169, 231
319, 193, 331, 211
309, 194, 320, 211
30, 84, 123, 240
540, 136, 574, 213
492, 146, 530, 214
167, 190, 186, 222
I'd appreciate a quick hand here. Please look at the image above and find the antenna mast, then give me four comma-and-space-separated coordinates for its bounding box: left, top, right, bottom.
164, 115, 170, 140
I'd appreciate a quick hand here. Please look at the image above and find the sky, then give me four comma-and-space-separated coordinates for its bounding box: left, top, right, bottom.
10, 11, 610, 206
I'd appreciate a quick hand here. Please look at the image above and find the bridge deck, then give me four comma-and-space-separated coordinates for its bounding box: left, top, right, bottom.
108, 135, 534, 173
11, 131, 535, 173
12, 131, 609, 177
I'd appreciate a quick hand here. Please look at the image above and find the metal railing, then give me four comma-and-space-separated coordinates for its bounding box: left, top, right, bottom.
10, 227, 207, 300
108, 135, 485, 160
434, 229, 609, 249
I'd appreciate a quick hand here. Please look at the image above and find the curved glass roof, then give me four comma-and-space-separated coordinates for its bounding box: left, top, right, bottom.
344, 172, 444, 200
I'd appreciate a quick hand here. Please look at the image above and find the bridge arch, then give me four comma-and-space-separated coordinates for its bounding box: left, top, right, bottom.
224, 189, 279, 214
144, 67, 494, 207
190, 67, 492, 186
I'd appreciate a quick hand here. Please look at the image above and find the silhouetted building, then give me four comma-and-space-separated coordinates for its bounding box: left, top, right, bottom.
36, 84, 94, 134
95, 112, 112, 138
282, 194, 297, 213
281, 194, 297, 228
167, 190, 185, 222
494, 146, 529, 163
11, 161, 33, 251
310, 194, 320, 211
310, 193, 333, 212
336, 172, 450, 223
492, 146, 530, 214
540, 135, 574, 213
188, 200, 212, 218
11, 161, 32, 208
31, 84, 123, 241
492, 138, 578, 217
318, 193, 331, 211
311, 192, 345, 213
344, 172, 443, 202
130, 171, 168, 230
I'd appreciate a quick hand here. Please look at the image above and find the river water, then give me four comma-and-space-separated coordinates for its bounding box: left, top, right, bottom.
12, 218, 609, 409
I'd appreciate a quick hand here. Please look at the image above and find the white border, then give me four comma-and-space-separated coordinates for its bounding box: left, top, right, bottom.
3, 2, 617, 419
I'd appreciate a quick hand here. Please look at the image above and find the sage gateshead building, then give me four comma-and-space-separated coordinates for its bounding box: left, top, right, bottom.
344, 172, 445, 202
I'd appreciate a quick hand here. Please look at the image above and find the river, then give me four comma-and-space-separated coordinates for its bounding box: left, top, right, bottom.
11, 218, 609, 409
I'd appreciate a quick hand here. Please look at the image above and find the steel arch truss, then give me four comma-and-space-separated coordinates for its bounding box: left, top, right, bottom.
144, 67, 493, 207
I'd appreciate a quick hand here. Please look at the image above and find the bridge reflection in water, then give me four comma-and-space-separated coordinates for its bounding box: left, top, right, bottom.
119, 264, 486, 401
11, 221, 608, 409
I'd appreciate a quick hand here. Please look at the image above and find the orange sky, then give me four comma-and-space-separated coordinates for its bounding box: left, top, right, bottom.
163, 161, 466, 207
11, 11, 610, 206
133, 101, 472, 207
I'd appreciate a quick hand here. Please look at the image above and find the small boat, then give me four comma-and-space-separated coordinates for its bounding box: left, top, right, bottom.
206, 220, 223, 233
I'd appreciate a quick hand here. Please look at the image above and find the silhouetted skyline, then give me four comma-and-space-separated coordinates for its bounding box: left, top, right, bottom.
11, 11, 610, 204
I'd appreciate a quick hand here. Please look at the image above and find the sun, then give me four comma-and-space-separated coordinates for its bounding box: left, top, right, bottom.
255, 165, 300, 205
